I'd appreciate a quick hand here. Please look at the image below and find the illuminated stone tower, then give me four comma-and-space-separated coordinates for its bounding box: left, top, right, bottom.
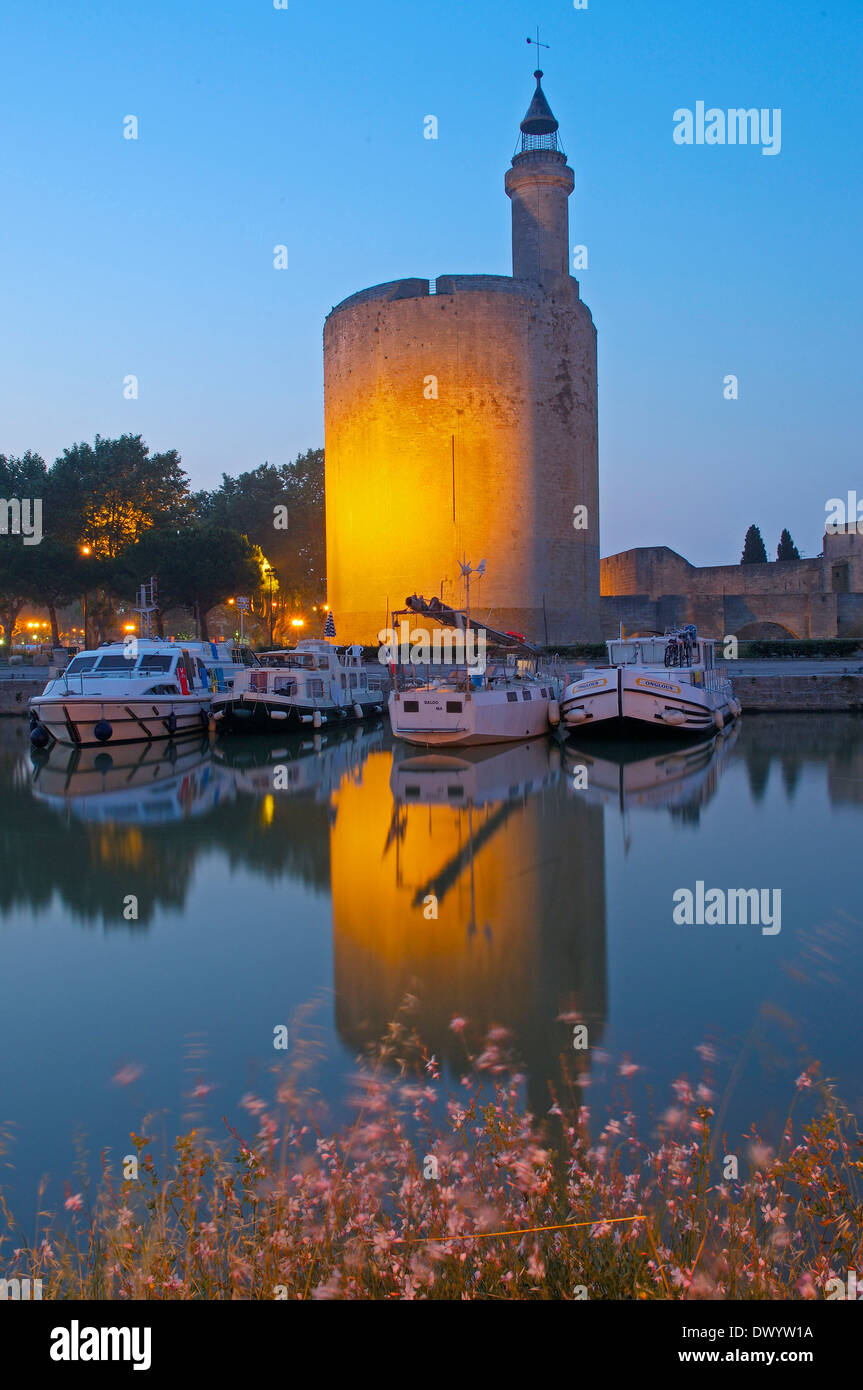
324, 71, 600, 644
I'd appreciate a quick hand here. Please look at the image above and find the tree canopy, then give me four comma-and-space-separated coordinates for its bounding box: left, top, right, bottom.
741, 524, 768, 565
776, 528, 801, 561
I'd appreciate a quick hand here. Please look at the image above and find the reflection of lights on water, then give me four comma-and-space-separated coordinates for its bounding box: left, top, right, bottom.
261, 794, 275, 826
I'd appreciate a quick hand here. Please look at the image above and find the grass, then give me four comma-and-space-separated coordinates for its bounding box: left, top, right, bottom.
1, 1020, 861, 1300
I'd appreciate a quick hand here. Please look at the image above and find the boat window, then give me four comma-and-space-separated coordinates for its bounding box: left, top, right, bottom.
446, 701, 462, 713
447, 785, 464, 798
145, 684, 180, 695
65, 655, 98, 674
340, 675, 346, 690
308, 679, 325, 697
249, 671, 268, 692
96, 654, 137, 670
522, 690, 532, 701
273, 677, 297, 696
403, 700, 419, 712
506, 692, 518, 703
137, 654, 173, 674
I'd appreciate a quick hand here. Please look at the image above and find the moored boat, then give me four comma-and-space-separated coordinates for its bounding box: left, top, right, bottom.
212, 639, 388, 733
29, 639, 257, 747
561, 628, 742, 738
389, 659, 563, 747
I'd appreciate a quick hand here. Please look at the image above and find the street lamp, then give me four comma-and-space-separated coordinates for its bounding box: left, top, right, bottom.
263, 564, 276, 647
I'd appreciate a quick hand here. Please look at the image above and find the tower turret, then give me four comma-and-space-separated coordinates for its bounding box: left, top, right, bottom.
505, 71, 574, 292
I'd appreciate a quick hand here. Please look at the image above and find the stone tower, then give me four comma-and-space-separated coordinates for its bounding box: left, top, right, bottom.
324, 71, 599, 645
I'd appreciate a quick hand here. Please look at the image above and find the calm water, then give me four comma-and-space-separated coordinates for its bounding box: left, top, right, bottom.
1, 714, 862, 1216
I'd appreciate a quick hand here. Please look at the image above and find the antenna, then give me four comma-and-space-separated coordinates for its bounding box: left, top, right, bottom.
133, 576, 158, 640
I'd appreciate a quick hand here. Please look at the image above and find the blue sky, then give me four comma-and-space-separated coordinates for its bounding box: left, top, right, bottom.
0, 0, 860, 564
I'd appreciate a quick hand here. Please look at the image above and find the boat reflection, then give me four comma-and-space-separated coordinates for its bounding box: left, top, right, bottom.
564, 722, 740, 823
30, 737, 233, 824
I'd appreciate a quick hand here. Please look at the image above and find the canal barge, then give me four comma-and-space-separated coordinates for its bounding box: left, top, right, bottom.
561, 629, 741, 738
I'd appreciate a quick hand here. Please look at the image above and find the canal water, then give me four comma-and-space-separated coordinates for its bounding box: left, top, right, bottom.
1, 714, 862, 1218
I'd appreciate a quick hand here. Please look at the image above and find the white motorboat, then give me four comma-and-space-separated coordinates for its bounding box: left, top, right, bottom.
29, 639, 257, 747
212, 639, 388, 733
389, 658, 563, 747
561, 628, 741, 738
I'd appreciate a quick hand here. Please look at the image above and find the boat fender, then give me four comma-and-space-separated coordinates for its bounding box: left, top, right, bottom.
732, 699, 742, 718
547, 699, 561, 727
300, 714, 313, 724
30, 723, 51, 748
166, 712, 178, 735
352, 703, 363, 720
93, 719, 113, 743
271, 710, 288, 720
662, 709, 685, 725
313, 710, 323, 729
565, 708, 587, 724
713, 709, 724, 730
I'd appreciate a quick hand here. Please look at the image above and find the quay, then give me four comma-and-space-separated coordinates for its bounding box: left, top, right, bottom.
729, 660, 863, 713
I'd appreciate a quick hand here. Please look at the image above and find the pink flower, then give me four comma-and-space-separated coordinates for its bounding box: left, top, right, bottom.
619, 1061, 639, 1077
112, 1064, 143, 1086
449, 1016, 467, 1034
795, 1072, 813, 1090
64, 1192, 84, 1212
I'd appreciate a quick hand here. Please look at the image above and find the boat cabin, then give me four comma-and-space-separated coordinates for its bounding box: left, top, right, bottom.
605, 635, 717, 669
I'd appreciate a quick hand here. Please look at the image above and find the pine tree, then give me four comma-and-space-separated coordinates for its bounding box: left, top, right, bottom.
776, 528, 801, 562
741, 524, 768, 564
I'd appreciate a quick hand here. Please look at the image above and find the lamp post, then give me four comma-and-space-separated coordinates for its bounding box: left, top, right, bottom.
264, 565, 275, 647
79, 544, 92, 648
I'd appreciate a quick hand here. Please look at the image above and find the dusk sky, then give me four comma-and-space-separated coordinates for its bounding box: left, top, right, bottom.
1, 0, 860, 565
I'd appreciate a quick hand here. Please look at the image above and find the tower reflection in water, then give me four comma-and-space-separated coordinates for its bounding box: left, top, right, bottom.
20, 719, 742, 1112
329, 738, 608, 1113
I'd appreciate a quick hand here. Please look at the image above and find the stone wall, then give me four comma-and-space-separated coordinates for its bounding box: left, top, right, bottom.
600, 537, 863, 639
324, 275, 600, 644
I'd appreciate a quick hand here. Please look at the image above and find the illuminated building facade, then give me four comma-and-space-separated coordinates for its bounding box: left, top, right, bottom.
324, 72, 600, 645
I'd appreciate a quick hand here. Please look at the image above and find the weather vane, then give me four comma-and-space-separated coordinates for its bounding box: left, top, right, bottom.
526, 28, 550, 62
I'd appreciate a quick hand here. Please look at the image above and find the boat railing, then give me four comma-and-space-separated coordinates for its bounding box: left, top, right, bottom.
703, 665, 730, 693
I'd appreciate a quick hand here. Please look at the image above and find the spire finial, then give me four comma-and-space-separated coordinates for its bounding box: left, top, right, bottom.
526, 27, 550, 61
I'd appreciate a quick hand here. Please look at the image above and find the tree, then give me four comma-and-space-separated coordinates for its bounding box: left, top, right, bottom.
196, 448, 325, 610
776, 528, 801, 562
125, 524, 261, 640
0, 454, 51, 643
50, 434, 192, 557
741, 524, 768, 565
19, 539, 83, 646
0, 543, 31, 648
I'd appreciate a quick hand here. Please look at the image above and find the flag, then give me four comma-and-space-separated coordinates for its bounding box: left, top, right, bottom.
324, 611, 336, 639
